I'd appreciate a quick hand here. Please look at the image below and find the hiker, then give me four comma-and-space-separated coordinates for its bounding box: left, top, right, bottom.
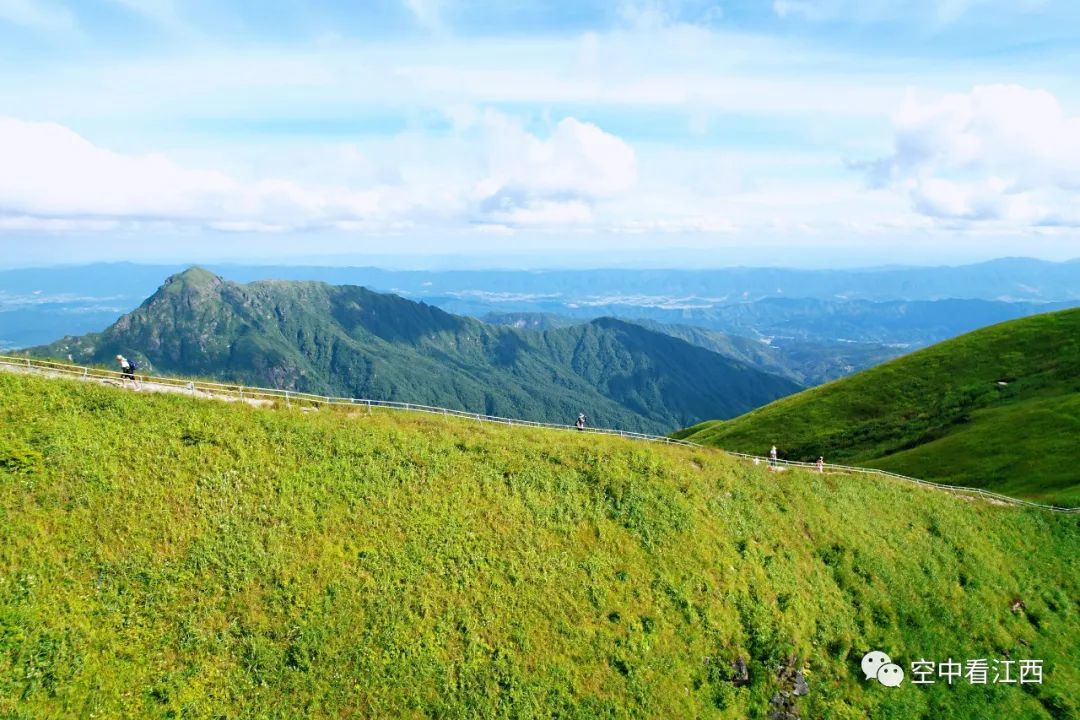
769, 445, 778, 469
575, 413, 587, 431
116, 354, 141, 390
816, 456, 825, 473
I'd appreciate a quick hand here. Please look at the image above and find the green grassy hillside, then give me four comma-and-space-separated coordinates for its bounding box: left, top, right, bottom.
32, 267, 799, 434
675, 308, 1080, 507
1, 371, 1078, 719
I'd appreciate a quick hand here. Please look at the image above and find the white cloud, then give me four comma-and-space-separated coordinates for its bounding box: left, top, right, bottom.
0, 215, 120, 232
772, 0, 816, 20
473, 113, 637, 199
391, 62, 905, 118
460, 110, 637, 227
0, 0, 74, 30
614, 216, 737, 233
481, 198, 595, 227
863, 85, 1080, 225
0, 26, 925, 128
617, 1, 721, 30
0, 117, 384, 228
773, 0, 1046, 25
104, 0, 194, 34
403, 0, 446, 31
0, 112, 639, 232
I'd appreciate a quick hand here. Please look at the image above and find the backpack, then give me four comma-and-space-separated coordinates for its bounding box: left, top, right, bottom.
129, 360, 140, 371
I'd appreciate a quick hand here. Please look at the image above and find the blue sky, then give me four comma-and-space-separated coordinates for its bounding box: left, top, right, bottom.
1, 0, 1079, 267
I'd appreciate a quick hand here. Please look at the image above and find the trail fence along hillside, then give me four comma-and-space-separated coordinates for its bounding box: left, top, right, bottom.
1, 354, 1075, 514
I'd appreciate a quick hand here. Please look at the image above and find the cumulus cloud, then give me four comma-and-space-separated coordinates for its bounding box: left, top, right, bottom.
474, 114, 636, 198
0, 117, 386, 229
0, 112, 638, 232
464, 110, 638, 227
860, 85, 1080, 226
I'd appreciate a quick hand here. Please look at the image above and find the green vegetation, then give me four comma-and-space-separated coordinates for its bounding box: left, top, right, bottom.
31, 268, 799, 434
2, 371, 1078, 718
625, 319, 901, 386
482, 313, 902, 386
675, 308, 1080, 506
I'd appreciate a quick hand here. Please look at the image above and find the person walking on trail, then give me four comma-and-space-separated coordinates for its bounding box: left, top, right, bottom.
816, 456, 825, 473
116, 354, 141, 390
576, 413, 587, 431
769, 445, 778, 469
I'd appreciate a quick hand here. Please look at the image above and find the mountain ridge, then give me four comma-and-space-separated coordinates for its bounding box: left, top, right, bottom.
6, 260, 1078, 351
30, 268, 800, 434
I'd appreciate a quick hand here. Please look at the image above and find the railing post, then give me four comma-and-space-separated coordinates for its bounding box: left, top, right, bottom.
285, 390, 290, 408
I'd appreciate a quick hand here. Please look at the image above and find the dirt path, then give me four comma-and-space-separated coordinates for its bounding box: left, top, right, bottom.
0, 362, 274, 408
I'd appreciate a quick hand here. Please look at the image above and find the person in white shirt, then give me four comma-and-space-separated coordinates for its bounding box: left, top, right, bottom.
116, 354, 141, 390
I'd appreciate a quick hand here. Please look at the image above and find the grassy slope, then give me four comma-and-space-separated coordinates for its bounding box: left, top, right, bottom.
675, 309, 1080, 506
1, 372, 1078, 719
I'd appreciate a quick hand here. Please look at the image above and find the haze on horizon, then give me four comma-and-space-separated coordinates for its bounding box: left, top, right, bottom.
1, 1, 1079, 269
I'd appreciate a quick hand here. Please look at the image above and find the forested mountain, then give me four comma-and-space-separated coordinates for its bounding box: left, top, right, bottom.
5, 259, 1078, 351
32, 268, 799, 433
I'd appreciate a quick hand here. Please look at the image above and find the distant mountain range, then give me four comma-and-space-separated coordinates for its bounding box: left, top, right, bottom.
187, 256, 1080, 303
29, 268, 800, 434
3, 258, 1077, 352
676, 308, 1080, 506
445, 295, 1080, 348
